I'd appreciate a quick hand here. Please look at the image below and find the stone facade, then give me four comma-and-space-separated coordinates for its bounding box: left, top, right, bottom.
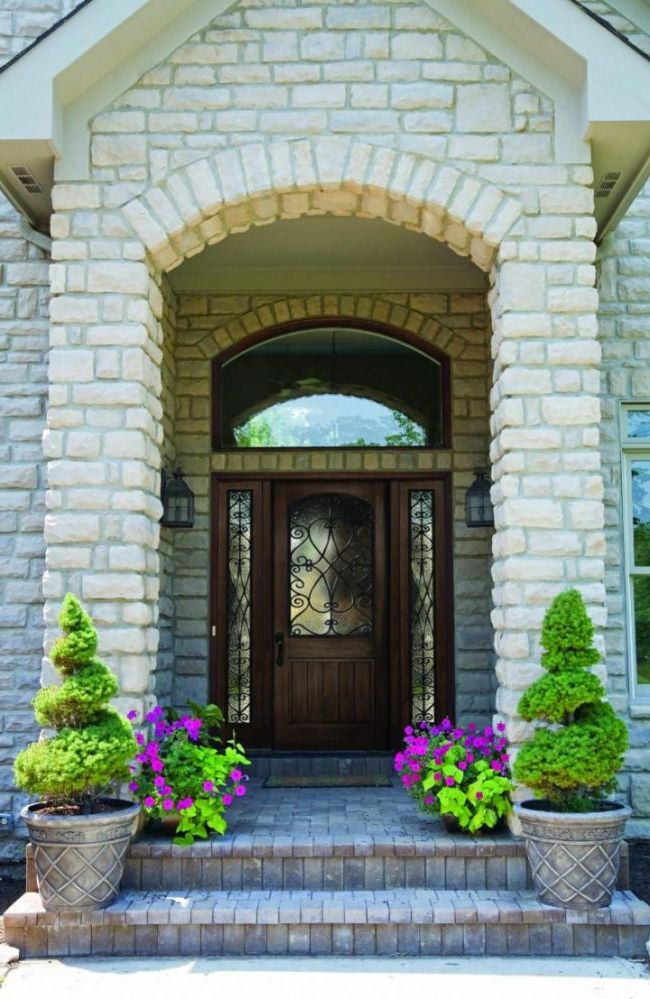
47, 1, 604, 783
1, 0, 650, 853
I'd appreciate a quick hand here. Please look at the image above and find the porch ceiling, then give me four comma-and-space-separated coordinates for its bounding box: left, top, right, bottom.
167, 217, 487, 295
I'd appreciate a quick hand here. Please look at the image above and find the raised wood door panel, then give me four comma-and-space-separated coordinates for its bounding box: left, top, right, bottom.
273, 480, 388, 750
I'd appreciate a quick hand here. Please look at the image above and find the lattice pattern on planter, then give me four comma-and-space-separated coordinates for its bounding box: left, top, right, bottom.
526, 837, 621, 908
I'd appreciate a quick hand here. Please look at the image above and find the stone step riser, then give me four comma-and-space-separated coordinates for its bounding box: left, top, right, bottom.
122, 853, 531, 893
11, 921, 650, 959
8, 889, 649, 960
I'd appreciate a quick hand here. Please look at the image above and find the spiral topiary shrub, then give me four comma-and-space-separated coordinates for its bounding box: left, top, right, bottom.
514, 589, 628, 812
15, 594, 137, 809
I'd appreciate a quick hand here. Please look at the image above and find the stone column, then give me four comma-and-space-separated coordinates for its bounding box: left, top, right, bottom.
44, 183, 163, 715
489, 207, 605, 753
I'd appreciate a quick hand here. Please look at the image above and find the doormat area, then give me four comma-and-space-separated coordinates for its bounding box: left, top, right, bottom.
263, 774, 393, 788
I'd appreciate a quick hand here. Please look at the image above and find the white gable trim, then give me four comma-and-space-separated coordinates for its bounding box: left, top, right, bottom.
0, 0, 649, 233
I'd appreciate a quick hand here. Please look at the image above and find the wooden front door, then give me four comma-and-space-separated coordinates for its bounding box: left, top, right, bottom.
273, 481, 388, 750
211, 475, 453, 751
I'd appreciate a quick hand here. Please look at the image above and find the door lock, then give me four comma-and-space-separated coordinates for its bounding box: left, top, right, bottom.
274, 631, 285, 667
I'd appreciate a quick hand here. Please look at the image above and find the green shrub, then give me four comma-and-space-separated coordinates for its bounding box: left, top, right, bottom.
514, 589, 628, 811
14, 594, 136, 808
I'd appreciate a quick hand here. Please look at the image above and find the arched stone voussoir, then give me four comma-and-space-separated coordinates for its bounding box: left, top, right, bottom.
120, 138, 524, 276
195, 295, 468, 363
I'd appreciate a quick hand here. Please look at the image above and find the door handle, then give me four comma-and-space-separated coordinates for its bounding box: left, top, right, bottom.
275, 631, 284, 667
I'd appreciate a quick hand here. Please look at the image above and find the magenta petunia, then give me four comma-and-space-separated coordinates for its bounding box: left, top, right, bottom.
127, 710, 138, 721
230, 769, 243, 782
143, 795, 156, 808
162, 798, 174, 811
202, 780, 215, 793
222, 794, 233, 807
128, 781, 139, 793
475, 791, 484, 801
444, 776, 455, 787
235, 784, 246, 797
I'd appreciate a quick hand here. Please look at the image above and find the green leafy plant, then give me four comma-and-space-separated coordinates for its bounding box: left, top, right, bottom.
395, 718, 514, 833
14, 594, 137, 809
514, 589, 629, 812
128, 702, 250, 846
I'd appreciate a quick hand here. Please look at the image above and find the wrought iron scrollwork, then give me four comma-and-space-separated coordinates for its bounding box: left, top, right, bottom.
409, 490, 436, 723
289, 493, 373, 637
226, 490, 252, 724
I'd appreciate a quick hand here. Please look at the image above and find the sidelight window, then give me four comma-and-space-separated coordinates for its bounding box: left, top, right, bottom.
622, 404, 650, 704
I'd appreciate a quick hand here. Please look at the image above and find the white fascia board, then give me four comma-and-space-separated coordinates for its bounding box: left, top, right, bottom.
0, 0, 236, 156
424, 0, 588, 163
59, 0, 237, 180
427, 0, 650, 158
511, 0, 650, 125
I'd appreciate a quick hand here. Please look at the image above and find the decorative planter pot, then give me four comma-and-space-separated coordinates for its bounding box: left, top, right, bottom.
515, 800, 630, 909
22, 798, 141, 912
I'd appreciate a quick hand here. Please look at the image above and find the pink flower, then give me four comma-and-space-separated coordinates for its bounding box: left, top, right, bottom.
497, 722, 506, 733
490, 760, 502, 771
135, 733, 145, 746
162, 798, 174, 811
433, 772, 442, 782
475, 791, 484, 801
151, 759, 164, 773
235, 784, 246, 797
177, 797, 194, 811
222, 794, 233, 807
445, 777, 455, 787
154, 776, 167, 789
203, 780, 215, 793
128, 781, 139, 793
143, 795, 156, 808
458, 761, 467, 771
230, 769, 243, 782
127, 710, 138, 721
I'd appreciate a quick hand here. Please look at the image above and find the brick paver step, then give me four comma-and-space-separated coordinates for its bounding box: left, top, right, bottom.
5, 888, 650, 958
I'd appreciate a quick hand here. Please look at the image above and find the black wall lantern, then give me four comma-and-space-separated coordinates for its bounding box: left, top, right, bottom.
161, 468, 195, 528
465, 470, 494, 528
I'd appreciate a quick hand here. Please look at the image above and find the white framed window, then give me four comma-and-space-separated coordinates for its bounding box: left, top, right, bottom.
621, 403, 650, 705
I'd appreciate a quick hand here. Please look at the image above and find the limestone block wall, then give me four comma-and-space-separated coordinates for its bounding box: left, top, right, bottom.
89, 0, 555, 187
599, 178, 650, 834
0, 196, 49, 859
169, 290, 495, 727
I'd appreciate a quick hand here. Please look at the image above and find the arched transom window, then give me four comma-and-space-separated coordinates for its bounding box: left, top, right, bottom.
214, 323, 448, 449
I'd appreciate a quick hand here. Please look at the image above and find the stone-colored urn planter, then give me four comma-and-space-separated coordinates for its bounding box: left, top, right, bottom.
22, 799, 140, 911
515, 800, 631, 909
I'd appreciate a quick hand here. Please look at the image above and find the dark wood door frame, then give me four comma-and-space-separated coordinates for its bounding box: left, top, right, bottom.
210, 471, 455, 750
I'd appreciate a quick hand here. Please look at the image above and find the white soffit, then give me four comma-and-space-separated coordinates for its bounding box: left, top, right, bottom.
167, 217, 487, 294
0, 0, 648, 234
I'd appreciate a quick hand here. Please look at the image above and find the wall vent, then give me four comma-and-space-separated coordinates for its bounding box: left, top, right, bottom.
11, 165, 42, 195
595, 171, 621, 199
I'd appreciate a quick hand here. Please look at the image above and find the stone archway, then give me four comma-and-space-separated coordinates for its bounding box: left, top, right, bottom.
45, 136, 605, 758
120, 138, 523, 275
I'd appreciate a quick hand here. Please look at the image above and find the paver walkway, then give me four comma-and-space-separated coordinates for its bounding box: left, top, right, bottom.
2, 956, 649, 999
